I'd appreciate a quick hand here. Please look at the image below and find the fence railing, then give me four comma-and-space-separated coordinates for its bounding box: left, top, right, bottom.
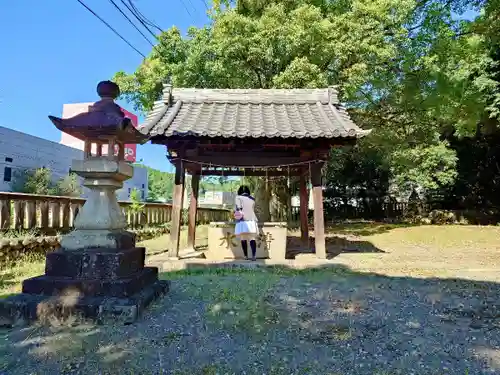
286, 202, 437, 222
0, 192, 230, 232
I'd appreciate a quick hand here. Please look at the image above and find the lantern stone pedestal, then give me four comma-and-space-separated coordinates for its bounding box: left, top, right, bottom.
0, 158, 169, 326
59, 158, 136, 251
0, 81, 169, 327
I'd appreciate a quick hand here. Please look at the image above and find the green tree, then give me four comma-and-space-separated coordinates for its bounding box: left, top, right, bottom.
12, 168, 54, 195
148, 168, 174, 201
114, 0, 497, 210
129, 188, 145, 214
12, 168, 83, 197
133, 163, 175, 201
54, 173, 82, 197
325, 143, 391, 203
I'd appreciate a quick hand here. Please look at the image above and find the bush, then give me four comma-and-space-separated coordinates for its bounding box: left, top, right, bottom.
408, 210, 469, 225
181, 208, 189, 225
128, 188, 145, 214
54, 173, 82, 197
427, 210, 461, 225
12, 168, 81, 197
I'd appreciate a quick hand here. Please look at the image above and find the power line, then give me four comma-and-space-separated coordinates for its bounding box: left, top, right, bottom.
200, 0, 210, 11
108, 0, 155, 46
75, 0, 146, 58
186, 0, 200, 14
120, 0, 158, 40
127, 0, 163, 33
178, 0, 195, 19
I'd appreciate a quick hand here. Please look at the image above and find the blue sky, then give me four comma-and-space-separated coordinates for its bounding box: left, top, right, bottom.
0, 2, 479, 174
0, 0, 209, 172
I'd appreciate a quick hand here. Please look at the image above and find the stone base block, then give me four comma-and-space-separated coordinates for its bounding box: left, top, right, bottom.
60, 229, 136, 251
0, 279, 169, 327
22, 267, 159, 298
45, 247, 146, 279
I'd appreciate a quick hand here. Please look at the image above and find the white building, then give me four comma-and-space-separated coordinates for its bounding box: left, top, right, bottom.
0, 126, 148, 201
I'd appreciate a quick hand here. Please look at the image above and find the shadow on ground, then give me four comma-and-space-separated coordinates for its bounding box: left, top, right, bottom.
286, 234, 386, 259
2, 261, 500, 374
324, 220, 420, 236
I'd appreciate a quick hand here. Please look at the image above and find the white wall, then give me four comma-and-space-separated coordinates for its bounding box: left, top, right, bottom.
0, 126, 148, 201
0, 126, 82, 192
117, 165, 149, 201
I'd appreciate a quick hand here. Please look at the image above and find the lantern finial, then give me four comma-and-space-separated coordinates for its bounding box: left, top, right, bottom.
97, 80, 120, 99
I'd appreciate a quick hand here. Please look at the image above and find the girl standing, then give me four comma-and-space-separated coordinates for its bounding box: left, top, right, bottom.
234, 185, 259, 261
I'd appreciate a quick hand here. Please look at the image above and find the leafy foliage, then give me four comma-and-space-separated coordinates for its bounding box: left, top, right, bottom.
128, 188, 146, 214
54, 173, 82, 197
324, 143, 390, 206
12, 168, 53, 195
114, 0, 499, 209
144, 166, 174, 201
442, 133, 500, 209
12, 168, 81, 197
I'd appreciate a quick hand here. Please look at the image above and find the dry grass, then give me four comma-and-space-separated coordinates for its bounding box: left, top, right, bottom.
3, 223, 500, 298
290, 222, 500, 281
0, 253, 45, 298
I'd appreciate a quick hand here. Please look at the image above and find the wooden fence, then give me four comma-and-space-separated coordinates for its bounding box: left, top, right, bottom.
0, 192, 230, 232
287, 202, 438, 222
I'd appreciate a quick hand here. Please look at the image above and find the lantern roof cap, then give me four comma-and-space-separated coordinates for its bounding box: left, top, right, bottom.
48, 81, 148, 144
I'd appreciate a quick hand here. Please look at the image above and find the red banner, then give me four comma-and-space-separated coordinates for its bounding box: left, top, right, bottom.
120, 108, 138, 163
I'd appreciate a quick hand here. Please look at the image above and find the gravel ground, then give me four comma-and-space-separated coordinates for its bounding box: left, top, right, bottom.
2, 266, 500, 375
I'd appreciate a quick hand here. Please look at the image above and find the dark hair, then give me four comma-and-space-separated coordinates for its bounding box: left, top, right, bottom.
237, 185, 251, 196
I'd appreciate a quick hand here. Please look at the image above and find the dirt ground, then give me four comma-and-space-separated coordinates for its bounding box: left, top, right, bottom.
2, 223, 500, 374
317, 224, 500, 281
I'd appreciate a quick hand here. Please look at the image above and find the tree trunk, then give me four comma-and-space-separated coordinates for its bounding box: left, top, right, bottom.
253, 177, 271, 222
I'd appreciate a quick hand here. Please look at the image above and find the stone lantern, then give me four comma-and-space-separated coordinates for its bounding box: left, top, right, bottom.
0, 81, 169, 326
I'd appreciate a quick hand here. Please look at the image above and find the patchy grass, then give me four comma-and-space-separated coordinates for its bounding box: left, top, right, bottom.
290, 222, 500, 281
0, 228, 45, 240
0, 253, 45, 298
2, 222, 500, 373
0, 265, 494, 374
174, 270, 281, 334
0, 267, 354, 374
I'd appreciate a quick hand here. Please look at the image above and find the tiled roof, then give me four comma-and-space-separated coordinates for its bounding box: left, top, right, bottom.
139, 86, 370, 139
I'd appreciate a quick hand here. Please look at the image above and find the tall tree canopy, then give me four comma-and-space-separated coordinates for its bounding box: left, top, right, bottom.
115, 0, 499, 204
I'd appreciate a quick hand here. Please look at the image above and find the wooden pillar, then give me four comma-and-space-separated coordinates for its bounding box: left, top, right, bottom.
169, 163, 185, 258
311, 163, 326, 259
187, 171, 200, 251
299, 170, 309, 245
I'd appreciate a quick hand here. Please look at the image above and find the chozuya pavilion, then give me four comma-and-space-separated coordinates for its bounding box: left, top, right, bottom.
139, 84, 370, 260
